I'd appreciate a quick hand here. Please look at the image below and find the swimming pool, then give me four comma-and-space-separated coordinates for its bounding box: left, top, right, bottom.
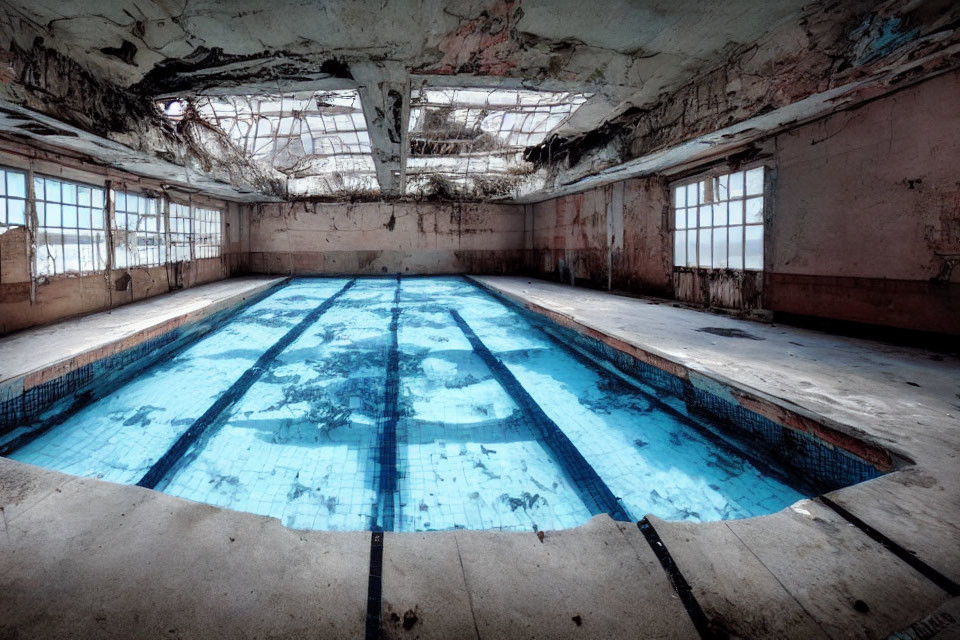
5, 276, 834, 532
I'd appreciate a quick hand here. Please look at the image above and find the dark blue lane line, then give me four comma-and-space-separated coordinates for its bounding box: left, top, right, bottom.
366, 275, 402, 640
374, 274, 402, 532
136, 279, 357, 489
448, 308, 631, 522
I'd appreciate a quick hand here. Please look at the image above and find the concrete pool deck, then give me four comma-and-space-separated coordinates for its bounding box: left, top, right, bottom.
1, 274, 959, 638
0, 276, 286, 402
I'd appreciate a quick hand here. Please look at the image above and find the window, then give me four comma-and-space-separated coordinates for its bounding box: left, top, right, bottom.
0, 167, 27, 232
34, 176, 107, 276
113, 191, 166, 268
193, 206, 221, 259
169, 201, 192, 262
673, 166, 765, 270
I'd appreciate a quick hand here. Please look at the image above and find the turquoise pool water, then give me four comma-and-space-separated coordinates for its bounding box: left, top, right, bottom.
8, 277, 806, 531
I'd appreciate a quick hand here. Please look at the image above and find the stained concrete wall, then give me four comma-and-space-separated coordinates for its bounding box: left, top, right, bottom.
764, 69, 960, 334
530, 70, 960, 334
529, 176, 671, 294
245, 200, 526, 275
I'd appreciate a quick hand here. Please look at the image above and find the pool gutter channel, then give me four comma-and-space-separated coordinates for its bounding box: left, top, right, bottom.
366, 276, 402, 640
136, 278, 357, 490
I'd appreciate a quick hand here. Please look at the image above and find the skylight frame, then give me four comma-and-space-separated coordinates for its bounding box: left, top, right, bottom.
161, 89, 380, 197
406, 87, 590, 198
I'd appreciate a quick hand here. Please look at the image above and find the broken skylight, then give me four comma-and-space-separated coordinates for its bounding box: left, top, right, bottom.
406, 88, 590, 199
162, 90, 378, 197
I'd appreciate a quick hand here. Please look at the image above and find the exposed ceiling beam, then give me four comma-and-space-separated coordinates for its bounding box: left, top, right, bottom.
353, 62, 410, 197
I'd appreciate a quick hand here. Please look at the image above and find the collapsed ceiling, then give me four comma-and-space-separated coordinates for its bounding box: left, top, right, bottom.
0, 0, 957, 202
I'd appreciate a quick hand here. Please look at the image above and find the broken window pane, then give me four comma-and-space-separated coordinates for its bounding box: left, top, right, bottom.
406, 88, 590, 199
193, 207, 222, 259
162, 91, 379, 197
169, 202, 192, 262
113, 191, 165, 268
34, 175, 107, 276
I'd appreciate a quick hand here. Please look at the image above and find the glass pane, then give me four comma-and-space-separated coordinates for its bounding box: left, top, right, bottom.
62, 183, 77, 204
92, 189, 104, 209
47, 203, 62, 226
745, 167, 764, 196
63, 205, 78, 228
686, 229, 697, 267
33, 177, 43, 201
116, 192, 126, 212
8, 199, 25, 225
728, 200, 743, 225
713, 227, 728, 269
745, 197, 763, 224
687, 207, 698, 230
713, 202, 728, 227
745, 225, 763, 270
716, 174, 729, 201
47, 180, 62, 202
700, 205, 712, 228
0, 172, 6, 196
729, 171, 744, 199
728, 225, 744, 269
674, 231, 685, 266
78, 187, 91, 207
685, 183, 698, 207
8, 172, 25, 198
675, 207, 686, 230
674, 186, 685, 209
64, 232, 80, 272
698, 228, 712, 267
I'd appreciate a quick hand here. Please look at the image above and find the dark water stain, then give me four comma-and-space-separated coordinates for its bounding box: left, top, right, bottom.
696, 327, 764, 340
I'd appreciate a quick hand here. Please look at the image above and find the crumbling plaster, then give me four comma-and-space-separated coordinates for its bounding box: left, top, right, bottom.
4, 0, 955, 203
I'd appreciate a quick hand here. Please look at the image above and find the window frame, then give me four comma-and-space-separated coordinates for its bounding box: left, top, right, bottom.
32, 173, 108, 277
0, 166, 28, 231
168, 199, 194, 263
111, 189, 167, 268
670, 163, 767, 272
192, 205, 222, 260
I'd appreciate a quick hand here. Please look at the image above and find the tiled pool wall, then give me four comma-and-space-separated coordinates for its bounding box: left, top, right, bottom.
469, 279, 888, 494
0, 279, 288, 453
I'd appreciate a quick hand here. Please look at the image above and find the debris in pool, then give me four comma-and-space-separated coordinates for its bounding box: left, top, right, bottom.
634, 438, 649, 448
481, 444, 497, 456
696, 327, 764, 340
